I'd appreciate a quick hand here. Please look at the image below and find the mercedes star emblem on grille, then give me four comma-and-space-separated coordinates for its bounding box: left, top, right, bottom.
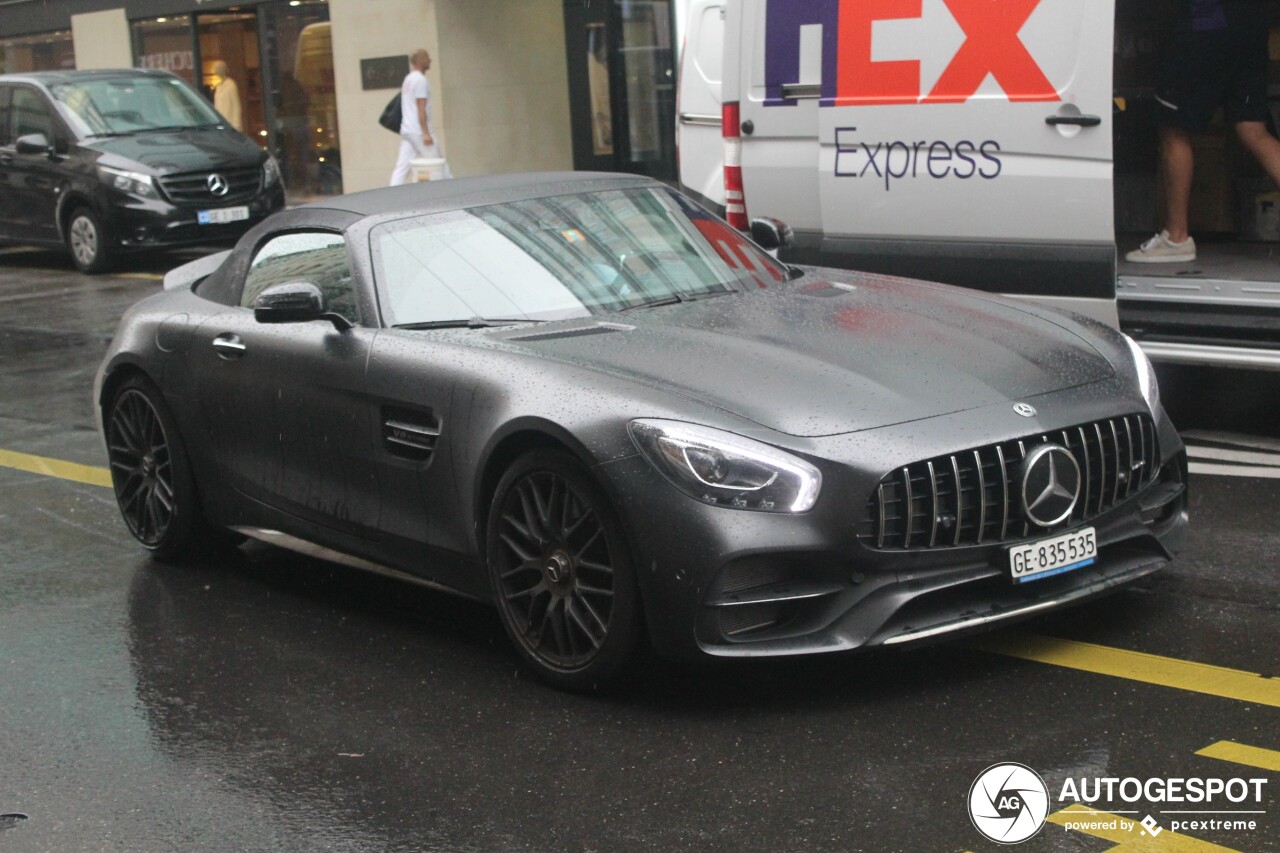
1020, 444, 1081, 527
1013, 402, 1037, 418
207, 173, 229, 196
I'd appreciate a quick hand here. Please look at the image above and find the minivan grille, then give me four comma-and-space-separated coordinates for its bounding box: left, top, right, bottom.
857, 414, 1158, 550
158, 166, 261, 206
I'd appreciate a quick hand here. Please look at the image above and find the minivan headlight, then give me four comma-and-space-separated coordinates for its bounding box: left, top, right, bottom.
1122, 334, 1160, 414
629, 419, 821, 512
263, 155, 281, 186
98, 165, 154, 197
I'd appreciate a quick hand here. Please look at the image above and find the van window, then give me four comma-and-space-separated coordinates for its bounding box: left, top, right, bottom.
50, 76, 222, 137
9, 87, 54, 142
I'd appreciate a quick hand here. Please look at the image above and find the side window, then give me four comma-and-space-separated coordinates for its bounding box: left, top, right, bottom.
10, 87, 55, 142
241, 232, 359, 324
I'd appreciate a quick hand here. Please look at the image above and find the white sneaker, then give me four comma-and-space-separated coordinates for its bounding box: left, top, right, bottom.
1125, 230, 1196, 263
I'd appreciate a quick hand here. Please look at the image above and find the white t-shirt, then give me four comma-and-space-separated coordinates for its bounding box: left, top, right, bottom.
400, 69, 431, 137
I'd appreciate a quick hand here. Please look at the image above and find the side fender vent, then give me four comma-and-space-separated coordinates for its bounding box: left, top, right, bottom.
382, 407, 441, 463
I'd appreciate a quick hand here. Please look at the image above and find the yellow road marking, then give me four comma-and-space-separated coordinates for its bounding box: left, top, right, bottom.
1048, 804, 1239, 851
971, 633, 1280, 708
0, 448, 112, 488
113, 272, 164, 281
1196, 741, 1280, 773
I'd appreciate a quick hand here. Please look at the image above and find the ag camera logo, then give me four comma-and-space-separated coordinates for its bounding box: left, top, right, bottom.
969, 763, 1050, 844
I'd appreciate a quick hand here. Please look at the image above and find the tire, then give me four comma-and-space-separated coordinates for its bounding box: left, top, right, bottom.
486, 449, 642, 691
105, 375, 210, 562
66, 206, 112, 274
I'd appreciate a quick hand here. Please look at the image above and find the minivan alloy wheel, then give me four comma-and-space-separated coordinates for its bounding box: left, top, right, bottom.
70, 215, 98, 266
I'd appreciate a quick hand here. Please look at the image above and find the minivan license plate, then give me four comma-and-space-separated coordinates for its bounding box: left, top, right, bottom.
198, 206, 249, 225
1009, 527, 1096, 584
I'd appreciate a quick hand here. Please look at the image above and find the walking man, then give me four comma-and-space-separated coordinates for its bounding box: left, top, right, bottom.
389, 49, 444, 186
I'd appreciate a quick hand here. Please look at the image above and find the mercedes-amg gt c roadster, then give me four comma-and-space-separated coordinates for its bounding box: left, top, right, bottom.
96, 173, 1188, 689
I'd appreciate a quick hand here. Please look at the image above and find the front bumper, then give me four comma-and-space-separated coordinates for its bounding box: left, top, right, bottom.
599, 392, 1188, 661
102, 184, 285, 251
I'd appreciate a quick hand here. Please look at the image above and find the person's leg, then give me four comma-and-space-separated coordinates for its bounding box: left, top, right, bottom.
1161, 125, 1195, 243
1235, 121, 1280, 187
1126, 29, 1204, 263
389, 134, 417, 186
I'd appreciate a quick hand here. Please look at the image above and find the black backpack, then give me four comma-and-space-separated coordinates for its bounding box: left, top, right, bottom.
378, 94, 401, 133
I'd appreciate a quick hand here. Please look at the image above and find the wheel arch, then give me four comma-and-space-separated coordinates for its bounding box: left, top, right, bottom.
57, 191, 103, 242
98, 360, 155, 417
472, 419, 602, 561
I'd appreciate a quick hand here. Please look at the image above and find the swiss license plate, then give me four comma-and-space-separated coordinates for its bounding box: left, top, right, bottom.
197, 206, 249, 225
1009, 527, 1097, 584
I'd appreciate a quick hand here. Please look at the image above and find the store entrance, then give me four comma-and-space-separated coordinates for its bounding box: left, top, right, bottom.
196, 12, 265, 140
131, 2, 340, 203
563, 0, 677, 181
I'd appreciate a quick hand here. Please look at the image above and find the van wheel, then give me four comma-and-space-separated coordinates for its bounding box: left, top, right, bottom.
66, 206, 112, 274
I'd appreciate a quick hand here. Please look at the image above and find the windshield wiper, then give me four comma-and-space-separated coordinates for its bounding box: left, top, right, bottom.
619, 290, 736, 311
393, 317, 547, 330
620, 294, 684, 312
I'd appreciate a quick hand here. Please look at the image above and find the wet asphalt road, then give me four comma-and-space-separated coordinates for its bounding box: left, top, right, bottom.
0, 247, 1277, 853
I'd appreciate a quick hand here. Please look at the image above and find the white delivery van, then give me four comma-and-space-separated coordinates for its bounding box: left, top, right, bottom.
677, 0, 1280, 369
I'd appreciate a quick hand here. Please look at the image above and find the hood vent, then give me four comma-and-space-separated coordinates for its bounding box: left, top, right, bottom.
500, 322, 634, 343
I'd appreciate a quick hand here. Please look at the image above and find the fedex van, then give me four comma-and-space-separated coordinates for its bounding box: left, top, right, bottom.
678, 0, 1280, 369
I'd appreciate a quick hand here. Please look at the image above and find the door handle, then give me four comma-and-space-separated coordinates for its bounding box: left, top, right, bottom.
212, 334, 246, 359
1046, 114, 1102, 128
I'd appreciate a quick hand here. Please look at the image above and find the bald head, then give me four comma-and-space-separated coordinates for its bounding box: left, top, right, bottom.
410, 49, 431, 72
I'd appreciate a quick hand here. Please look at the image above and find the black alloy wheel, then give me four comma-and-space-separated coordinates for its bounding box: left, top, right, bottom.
106, 376, 204, 560
487, 450, 641, 690
66, 206, 112, 274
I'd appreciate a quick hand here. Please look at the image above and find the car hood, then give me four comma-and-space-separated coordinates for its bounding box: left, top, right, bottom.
85, 127, 261, 174
495, 274, 1115, 437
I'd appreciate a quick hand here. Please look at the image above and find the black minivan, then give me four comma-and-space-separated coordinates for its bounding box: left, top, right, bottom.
0, 69, 285, 273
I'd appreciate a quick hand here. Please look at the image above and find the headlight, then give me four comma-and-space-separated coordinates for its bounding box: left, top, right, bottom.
263, 155, 281, 186
1122, 334, 1160, 414
98, 165, 154, 197
629, 419, 821, 513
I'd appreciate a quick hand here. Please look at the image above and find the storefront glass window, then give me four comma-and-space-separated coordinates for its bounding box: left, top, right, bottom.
262, 0, 341, 201
198, 12, 265, 141
132, 16, 197, 86
0, 30, 75, 75
129, 2, 340, 203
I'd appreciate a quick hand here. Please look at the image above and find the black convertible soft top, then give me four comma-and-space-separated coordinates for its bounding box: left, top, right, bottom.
303, 172, 661, 219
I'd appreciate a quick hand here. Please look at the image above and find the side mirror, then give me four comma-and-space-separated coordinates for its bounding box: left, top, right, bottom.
750, 217, 794, 252
15, 133, 53, 156
253, 281, 351, 330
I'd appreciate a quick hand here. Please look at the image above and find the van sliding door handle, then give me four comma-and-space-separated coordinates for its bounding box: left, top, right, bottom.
1046, 114, 1102, 128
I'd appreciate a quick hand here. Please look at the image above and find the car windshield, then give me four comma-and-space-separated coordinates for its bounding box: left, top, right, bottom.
50, 76, 224, 137
372, 187, 788, 327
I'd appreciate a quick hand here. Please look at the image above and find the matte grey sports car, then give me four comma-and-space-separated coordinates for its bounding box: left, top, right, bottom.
96, 173, 1188, 690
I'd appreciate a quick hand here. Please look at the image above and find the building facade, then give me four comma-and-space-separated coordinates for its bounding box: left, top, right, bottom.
0, 0, 678, 199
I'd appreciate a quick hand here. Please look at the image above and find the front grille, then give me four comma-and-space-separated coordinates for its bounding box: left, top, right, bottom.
857, 414, 1158, 550
158, 166, 261, 206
